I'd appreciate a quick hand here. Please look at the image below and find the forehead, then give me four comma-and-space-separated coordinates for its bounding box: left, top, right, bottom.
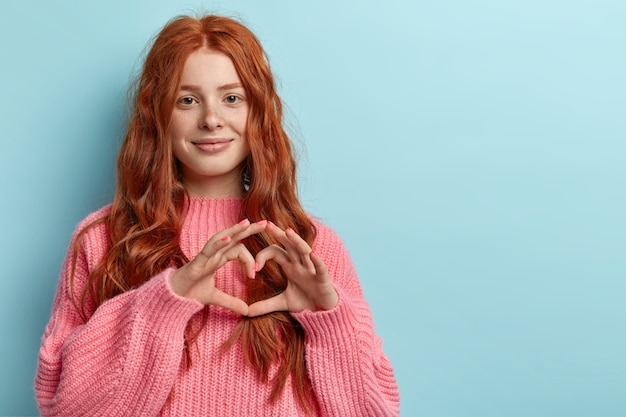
180, 47, 242, 86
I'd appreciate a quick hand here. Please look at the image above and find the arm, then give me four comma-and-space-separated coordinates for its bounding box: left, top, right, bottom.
35, 215, 267, 417
293, 295, 400, 416
35, 218, 203, 417
294, 223, 400, 417
249, 221, 400, 416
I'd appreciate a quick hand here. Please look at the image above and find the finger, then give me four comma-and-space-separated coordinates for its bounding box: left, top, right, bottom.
255, 244, 290, 272
197, 219, 248, 259
223, 243, 256, 279
199, 219, 266, 261
285, 228, 315, 267
230, 219, 268, 243
208, 288, 249, 316
194, 234, 231, 264
266, 222, 300, 262
213, 218, 252, 243
247, 293, 289, 317
310, 251, 329, 278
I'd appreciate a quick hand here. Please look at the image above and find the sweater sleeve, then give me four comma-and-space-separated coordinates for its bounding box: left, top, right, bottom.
291, 221, 401, 416
35, 214, 204, 417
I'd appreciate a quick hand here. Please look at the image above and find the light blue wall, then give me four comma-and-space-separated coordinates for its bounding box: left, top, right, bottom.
1, 1, 624, 415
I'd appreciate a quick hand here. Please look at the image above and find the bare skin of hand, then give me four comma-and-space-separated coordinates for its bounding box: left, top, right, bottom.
247, 222, 339, 317
169, 219, 267, 315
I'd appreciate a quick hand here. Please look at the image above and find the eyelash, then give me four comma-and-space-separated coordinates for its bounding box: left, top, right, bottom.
179, 97, 197, 105
225, 95, 242, 104
177, 95, 243, 106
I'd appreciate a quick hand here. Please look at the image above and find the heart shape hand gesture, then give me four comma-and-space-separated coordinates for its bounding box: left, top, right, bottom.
168, 219, 338, 316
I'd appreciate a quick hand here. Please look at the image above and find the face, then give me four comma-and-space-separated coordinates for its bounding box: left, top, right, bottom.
170, 47, 250, 197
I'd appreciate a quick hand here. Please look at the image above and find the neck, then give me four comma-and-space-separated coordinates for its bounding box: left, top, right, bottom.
182, 172, 244, 198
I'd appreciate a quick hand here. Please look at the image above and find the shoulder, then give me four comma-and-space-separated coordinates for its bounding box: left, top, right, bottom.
70, 204, 112, 262
72, 204, 111, 240
309, 216, 352, 262
308, 217, 361, 290
310, 217, 342, 248
74, 205, 112, 233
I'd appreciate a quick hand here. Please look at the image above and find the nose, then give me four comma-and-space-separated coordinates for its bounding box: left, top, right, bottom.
199, 103, 223, 130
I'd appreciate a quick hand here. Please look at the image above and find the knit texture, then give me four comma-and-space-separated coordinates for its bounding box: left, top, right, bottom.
35, 198, 400, 416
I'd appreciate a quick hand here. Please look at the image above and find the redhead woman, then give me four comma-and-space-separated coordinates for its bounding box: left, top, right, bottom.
35, 15, 400, 416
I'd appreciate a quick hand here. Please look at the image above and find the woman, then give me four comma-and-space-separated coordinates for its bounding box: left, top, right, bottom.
35, 15, 400, 416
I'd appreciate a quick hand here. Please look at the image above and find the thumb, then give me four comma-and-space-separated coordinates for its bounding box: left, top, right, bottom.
255, 245, 289, 272
247, 293, 288, 317
208, 288, 250, 316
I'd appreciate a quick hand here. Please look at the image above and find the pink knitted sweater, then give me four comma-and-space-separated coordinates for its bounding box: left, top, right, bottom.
35, 198, 400, 416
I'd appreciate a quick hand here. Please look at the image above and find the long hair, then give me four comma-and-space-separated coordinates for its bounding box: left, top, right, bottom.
71, 15, 316, 412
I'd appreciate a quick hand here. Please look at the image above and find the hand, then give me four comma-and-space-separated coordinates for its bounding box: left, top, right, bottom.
169, 219, 267, 315
248, 222, 339, 317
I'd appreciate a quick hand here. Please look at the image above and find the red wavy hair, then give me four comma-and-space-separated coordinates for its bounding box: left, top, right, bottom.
71, 15, 316, 412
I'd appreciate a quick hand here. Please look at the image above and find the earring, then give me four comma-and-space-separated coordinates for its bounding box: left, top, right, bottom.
243, 167, 251, 191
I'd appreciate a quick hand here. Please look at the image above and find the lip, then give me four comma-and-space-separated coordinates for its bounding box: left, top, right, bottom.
192, 138, 233, 153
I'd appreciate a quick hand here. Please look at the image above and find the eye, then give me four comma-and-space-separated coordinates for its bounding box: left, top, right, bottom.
225, 95, 241, 104
178, 97, 197, 105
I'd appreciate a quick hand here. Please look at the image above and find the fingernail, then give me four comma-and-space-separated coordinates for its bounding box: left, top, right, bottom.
254, 261, 259, 272
221, 236, 230, 241
256, 220, 267, 226
239, 218, 249, 225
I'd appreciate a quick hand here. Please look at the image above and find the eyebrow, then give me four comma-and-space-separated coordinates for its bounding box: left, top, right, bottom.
179, 83, 244, 92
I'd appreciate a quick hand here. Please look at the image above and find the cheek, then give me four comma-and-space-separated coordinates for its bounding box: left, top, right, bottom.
168, 118, 187, 159
236, 108, 249, 135
168, 129, 181, 157
169, 114, 187, 140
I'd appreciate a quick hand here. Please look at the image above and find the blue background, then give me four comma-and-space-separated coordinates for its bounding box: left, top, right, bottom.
1, 1, 624, 415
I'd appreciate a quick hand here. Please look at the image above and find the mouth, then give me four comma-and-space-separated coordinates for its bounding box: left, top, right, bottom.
192, 138, 233, 153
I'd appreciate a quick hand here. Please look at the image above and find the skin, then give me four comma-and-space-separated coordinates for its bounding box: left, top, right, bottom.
169, 47, 250, 198
168, 48, 338, 316
250, 222, 339, 316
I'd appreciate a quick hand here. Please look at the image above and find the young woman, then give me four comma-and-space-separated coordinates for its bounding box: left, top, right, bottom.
35, 15, 400, 416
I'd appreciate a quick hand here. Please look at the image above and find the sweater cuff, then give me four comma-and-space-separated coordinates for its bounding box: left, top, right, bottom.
135, 268, 204, 339
290, 288, 357, 345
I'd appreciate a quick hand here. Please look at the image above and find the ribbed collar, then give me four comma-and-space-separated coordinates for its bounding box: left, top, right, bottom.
179, 197, 245, 258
